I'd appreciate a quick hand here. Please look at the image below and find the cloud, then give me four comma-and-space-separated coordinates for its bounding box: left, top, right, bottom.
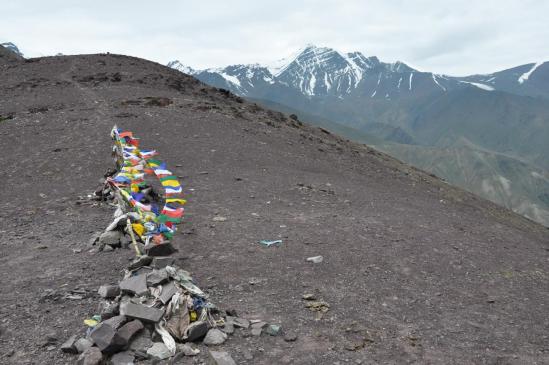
2, 0, 548, 75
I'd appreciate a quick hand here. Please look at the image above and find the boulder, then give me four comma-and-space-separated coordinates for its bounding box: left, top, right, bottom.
89, 323, 126, 354
98, 284, 120, 299
119, 302, 164, 323
203, 328, 227, 346
77, 346, 103, 365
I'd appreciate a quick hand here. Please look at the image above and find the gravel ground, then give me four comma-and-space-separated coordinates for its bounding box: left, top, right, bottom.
0, 53, 548, 364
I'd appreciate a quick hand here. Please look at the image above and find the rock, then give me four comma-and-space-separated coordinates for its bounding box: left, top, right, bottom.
146, 269, 169, 286
119, 302, 164, 323
212, 216, 227, 222
146, 342, 171, 360
306, 255, 323, 264
127, 255, 152, 270
102, 315, 127, 329
203, 328, 227, 346
89, 232, 102, 246
158, 281, 179, 304
98, 284, 120, 299
152, 256, 175, 269
75, 338, 93, 353
60, 334, 78, 353
110, 350, 135, 365
302, 293, 316, 300
119, 274, 148, 296
117, 319, 143, 345
144, 242, 176, 256
229, 317, 250, 329
90, 322, 126, 354
98, 300, 119, 320
99, 230, 122, 247
179, 343, 200, 356
264, 324, 281, 336
119, 235, 130, 249
77, 346, 103, 365
251, 321, 266, 336
222, 322, 234, 335
283, 331, 298, 342
225, 309, 238, 317
208, 350, 236, 365
185, 321, 209, 342
129, 329, 153, 352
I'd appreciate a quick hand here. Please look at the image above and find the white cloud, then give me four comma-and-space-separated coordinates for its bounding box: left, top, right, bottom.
2, 0, 549, 75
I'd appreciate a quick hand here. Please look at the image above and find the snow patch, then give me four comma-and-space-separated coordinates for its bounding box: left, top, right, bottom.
518, 62, 543, 84
371, 90, 377, 98
397, 77, 402, 90
219, 72, 241, 87
460, 81, 494, 91
409, 73, 414, 91
432, 74, 446, 91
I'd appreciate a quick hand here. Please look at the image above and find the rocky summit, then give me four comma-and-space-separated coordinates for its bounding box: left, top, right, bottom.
1, 47, 548, 364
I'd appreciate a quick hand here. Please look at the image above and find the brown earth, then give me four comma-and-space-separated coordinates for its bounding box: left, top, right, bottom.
0, 52, 548, 364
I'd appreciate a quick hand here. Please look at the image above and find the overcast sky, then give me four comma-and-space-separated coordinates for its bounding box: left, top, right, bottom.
3, 0, 549, 76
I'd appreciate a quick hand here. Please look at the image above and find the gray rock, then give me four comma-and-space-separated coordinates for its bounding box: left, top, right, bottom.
77, 346, 103, 365
179, 343, 200, 356
60, 334, 78, 353
90, 322, 126, 354
152, 256, 175, 269
222, 322, 234, 335
98, 300, 119, 320
99, 230, 122, 247
119, 274, 148, 296
110, 350, 135, 365
89, 232, 102, 246
265, 324, 281, 336
98, 284, 120, 299
74, 338, 93, 353
119, 302, 164, 323
158, 281, 179, 304
186, 321, 209, 342
251, 321, 266, 336
146, 342, 171, 360
283, 331, 298, 342
203, 328, 227, 346
119, 234, 130, 249
144, 242, 176, 256
208, 350, 236, 365
102, 315, 127, 329
129, 330, 153, 352
127, 255, 152, 271
228, 317, 250, 329
117, 319, 143, 345
146, 269, 169, 286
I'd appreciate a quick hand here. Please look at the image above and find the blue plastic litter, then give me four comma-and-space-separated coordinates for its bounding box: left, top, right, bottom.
259, 239, 283, 247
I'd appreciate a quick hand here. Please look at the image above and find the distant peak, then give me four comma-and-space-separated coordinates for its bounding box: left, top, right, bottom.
1, 42, 24, 58
166, 60, 195, 74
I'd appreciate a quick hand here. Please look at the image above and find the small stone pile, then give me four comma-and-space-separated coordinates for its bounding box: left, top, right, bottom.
62, 249, 258, 364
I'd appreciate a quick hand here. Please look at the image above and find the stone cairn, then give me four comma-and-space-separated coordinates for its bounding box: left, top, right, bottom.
60, 127, 273, 364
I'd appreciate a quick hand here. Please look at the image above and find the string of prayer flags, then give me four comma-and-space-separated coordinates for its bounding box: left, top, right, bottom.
107, 126, 186, 243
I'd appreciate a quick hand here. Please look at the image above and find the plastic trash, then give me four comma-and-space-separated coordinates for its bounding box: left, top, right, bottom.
306, 256, 323, 263
259, 239, 283, 247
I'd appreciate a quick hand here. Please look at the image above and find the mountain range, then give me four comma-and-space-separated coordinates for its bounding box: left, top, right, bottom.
169, 45, 549, 227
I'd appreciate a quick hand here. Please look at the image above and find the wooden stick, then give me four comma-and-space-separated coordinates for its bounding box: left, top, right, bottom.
127, 218, 142, 257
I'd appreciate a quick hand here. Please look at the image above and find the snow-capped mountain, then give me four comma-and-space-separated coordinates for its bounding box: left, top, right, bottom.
169, 45, 459, 99
1, 42, 24, 58
169, 45, 548, 101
